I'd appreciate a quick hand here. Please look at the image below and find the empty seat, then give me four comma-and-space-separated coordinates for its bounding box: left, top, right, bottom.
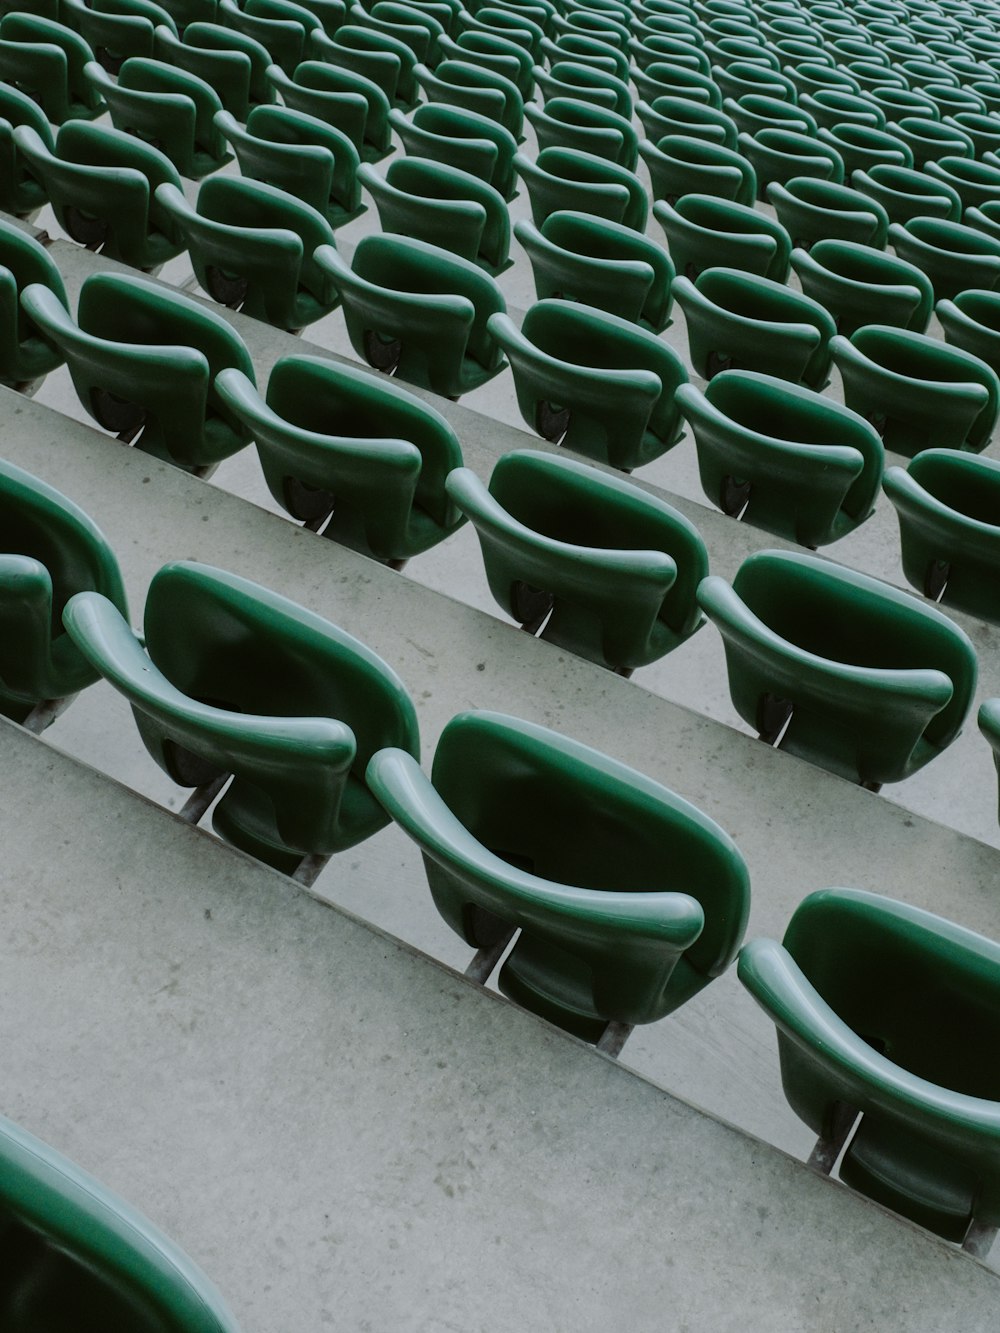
698, 548, 977, 786
367, 709, 750, 1043
435, 29, 535, 100
0, 81, 53, 216
654, 193, 791, 282
488, 299, 687, 471
0, 455, 127, 725
672, 267, 836, 387
0, 12, 104, 123
515, 144, 648, 230
924, 156, 1000, 215
815, 121, 912, 176
886, 114, 974, 169
739, 887, 1000, 1252
446, 448, 708, 670
64, 0, 177, 70
791, 239, 933, 337
515, 209, 674, 332
635, 93, 738, 148
676, 370, 884, 547
154, 20, 276, 120
0, 1108, 242, 1330
358, 157, 511, 274
316, 233, 507, 398
883, 449, 1000, 620
738, 126, 845, 196
389, 101, 519, 200
830, 325, 999, 458
215, 354, 466, 563
888, 217, 1000, 303
415, 56, 524, 139
528, 93, 638, 168
938, 287, 1000, 377
724, 90, 817, 137
63, 560, 420, 873
767, 177, 889, 250
316, 21, 418, 107
852, 162, 962, 227
156, 175, 340, 330
22, 272, 256, 472
639, 133, 757, 205
0, 217, 67, 389
266, 60, 393, 163
14, 120, 184, 270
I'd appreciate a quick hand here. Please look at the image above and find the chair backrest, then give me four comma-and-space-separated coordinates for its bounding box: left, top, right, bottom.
0, 216, 66, 388
367, 709, 751, 1038
653, 193, 790, 281
0, 1111, 242, 1331
791, 238, 934, 337
515, 143, 648, 230
766, 177, 889, 251
391, 100, 518, 199
0, 79, 52, 215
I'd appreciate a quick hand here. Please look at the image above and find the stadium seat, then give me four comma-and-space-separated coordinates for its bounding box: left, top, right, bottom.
515, 144, 648, 229
815, 122, 912, 176
737, 126, 845, 197
154, 19, 276, 119
0, 81, 52, 216
885, 114, 974, 169
767, 177, 889, 250
653, 193, 791, 282
266, 60, 393, 163
791, 239, 934, 337
0, 217, 67, 390
635, 94, 738, 148
639, 133, 756, 205
924, 157, 1000, 215
414, 57, 524, 139
389, 102, 518, 200
888, 217, 1000, 303
938, 287, 1000, 376
313, 22, 418, 108
528, 94, 638, 168
64, 0, 176, 70
0, 12, 104, 123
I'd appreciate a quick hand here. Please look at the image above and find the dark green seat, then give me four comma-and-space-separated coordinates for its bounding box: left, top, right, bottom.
515, 208, 674, 332
712, 57, 796, 102
673, 267, 836, 387
739, 887, 1000, 1249
220, 0, 338, 71
0, 12, 104, 122
388, 102, 518, 200
527, 93, 638, 168
64, 0, 177, 70
639, 133, 756, 205
767, 177, 889, 250
64, 560, 420, 872
487, 299, 687, 471
315, 233, 507, 399
0, 1109, 242, 1330
722, 90, 816, 137
676, 370, 884, 547
436, 29, 535, 100
632, 59, 721, 107
852, 162, 962, 227
315, 23, 418, 108
87, 56, 231, 178
791, 239, 933, 337
981, 699, 1000, 821
358, 157, 510, 274
654, 193, 791, 282
266, 60, 393, 163
888, 217, 1000, 303
737, 126, 845, 197
414, 56, 524, 139
938, 287, 1000, 377
514, 144, 647, 230
0, 81, 52, 216
14, 120, 184, 270
154, 20, 276, 119
446, 448, 707, 670
698, 548, 977, 785
949, 111, 1000, 158
21, 272, 256, 471
884, 449, 1000, 619
785, 57, 859, 99
799, 87, 884, 131
0, 456, 127, 725
535, 58, 632, 116
155, 176, 340, 330
968, 199, 1000, 249
366, 710, 750, 1042
215, 353, 466, 563
635, 93, 738, 149
353, 0, 438, 67
0, 216, 67, 389
816, 121, 912, 176
886, 114, 974, 168
215, 105, 363, 228
831, 324, 999, 458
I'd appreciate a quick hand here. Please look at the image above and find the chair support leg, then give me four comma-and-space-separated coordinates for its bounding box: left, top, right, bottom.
21, 694, 77, 735
464, 926, 517, 984
292, 853, 332, 888
178, 773, 229, 824
596, 1021, 634, 1058
807, 1104, 859, 1175
963, 1220, 998, 1259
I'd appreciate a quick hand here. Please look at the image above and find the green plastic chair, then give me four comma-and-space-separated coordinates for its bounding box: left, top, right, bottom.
315, 22, 418, 108
366, 710, 750, 1043
358, 157, 510, 274
515, 209, 674, 332
0, 456, 127, 725
938, 287, 1000, 377
0, 216, 67, 390
527, 94, 638, 168
948, 110, 1000, 158
434, 29, 534, 98
799, 87, 884, 131
673, 267, 836, 388
446, 448, 707, 670
535, 58, 632, 116
767, 177, 889, 250
676, 370, 884, 546
63, 0, 177, 70
415, 57, 524, 139
0, 12, 104, 123
0, 1109, 242, 1330
712, 58, 796, 102
739, 887, 1000, 1250
353, 0, 437, 66
886, 114, 974, 168
785, 58, 860, 100
514, 144, 647, 230
816, 121, 912, 177
888, 217, 1000, 303
883, 448, 1000, 618
215, 354, 466, 563
0, 81, 52, 216
64, 560, 419, 873
215, 105, 363, 228
487, 300, 688, 471
654, 193, 791, 282
737, 126, 845, 197
639, 133, 757, 205
698, 548, 977, 785
631, 59, 721, 107
154, 20, 275, 119
86, 56, 231, 179
831, 325, 1000, 458
315, 233, 507, 399
722, 90, 816, 136
791, 239, 933, 337
547, 30, 630, 77
388, 102, 518, 200
21, 272, 256, 471
635, 94, 738, 149
14, 120, 184, 270
860, 85, 939, 125
266, 60, 393, 163
924, 157, 1000, 216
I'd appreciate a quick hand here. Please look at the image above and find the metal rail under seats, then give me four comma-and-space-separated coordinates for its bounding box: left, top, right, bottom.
315, 232, 507, 398
63, 559, 420, 876
697, 548, 977, 788
487, 298, 687, 471
215, 353, 467, 564
676, 369, 884, 547
739, 888, 1000, 1258
446, 447, 708, 673
367, 709, 750, 1053
21, 271, 256, 472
